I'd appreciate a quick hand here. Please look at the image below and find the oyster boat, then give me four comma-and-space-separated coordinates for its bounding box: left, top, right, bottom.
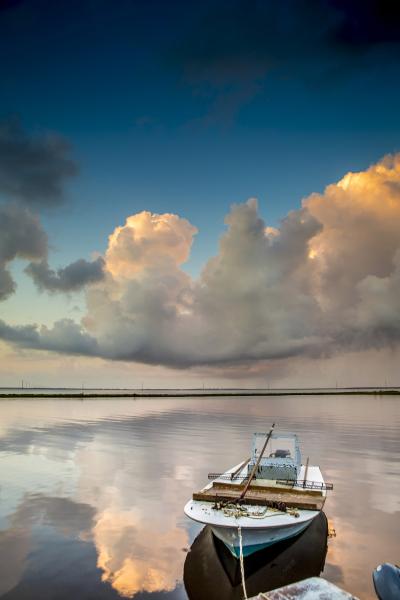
184, 426, 332, 558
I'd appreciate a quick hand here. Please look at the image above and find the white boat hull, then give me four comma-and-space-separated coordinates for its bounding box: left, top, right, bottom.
211, 519, 312, 558
184, 499, 320, 558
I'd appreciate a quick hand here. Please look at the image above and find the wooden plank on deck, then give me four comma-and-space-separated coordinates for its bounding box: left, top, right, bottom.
212, 481, 324, 497
193, 486, 325, 510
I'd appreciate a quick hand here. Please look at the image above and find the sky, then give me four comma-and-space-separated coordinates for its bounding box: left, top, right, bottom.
1, 0, 400, 388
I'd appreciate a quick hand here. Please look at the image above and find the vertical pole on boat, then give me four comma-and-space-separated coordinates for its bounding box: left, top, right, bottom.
239, 423, 275, 500
303, 456, 309, 487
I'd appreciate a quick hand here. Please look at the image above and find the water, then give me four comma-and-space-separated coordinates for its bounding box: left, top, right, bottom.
0, 395, 398, 599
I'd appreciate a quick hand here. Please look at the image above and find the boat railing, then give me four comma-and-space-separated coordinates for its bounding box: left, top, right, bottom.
277, 479, 334, 490
208, 472, 249, 481
207, 473, 333, 490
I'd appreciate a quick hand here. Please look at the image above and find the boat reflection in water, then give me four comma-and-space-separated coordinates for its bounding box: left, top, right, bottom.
184, 511, 328, 600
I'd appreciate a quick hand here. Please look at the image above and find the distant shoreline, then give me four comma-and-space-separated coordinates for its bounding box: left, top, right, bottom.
0, 389, 399, 398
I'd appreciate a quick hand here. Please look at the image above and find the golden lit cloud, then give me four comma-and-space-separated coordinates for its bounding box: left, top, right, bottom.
105, 211, 197, 279
305, 154, 400, 309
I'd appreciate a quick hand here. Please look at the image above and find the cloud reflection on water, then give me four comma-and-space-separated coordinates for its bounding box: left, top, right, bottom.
0, 396, 398, 599
0, 399, 200, 597
94, 509, 187, 596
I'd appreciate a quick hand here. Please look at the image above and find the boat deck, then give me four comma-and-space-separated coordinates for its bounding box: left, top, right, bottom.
193, 462, 326, 511
184, 499, 319, 529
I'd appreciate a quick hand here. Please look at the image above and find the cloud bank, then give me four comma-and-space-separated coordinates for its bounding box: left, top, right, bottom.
2, 155, 400, 371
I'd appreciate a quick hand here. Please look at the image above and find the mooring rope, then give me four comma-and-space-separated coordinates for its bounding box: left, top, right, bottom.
220, 502, 299, 519
238, 525, 248, 600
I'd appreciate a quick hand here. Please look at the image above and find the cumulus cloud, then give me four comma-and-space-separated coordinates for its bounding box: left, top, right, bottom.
304, 154, 400, 349
83, 210, 197, 363
0, 117, 78, 208
78, 201, 324, 367
105, 210, 197, 279
188, 199, 323, 363
25, 257, 105, 293
306, 155, 400, 306
1, 154, 400, 370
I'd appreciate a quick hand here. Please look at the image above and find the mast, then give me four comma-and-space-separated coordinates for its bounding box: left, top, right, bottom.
239, 423, 275, 500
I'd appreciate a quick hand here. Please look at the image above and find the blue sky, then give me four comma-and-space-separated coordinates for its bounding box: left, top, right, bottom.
1, 0, 399, 274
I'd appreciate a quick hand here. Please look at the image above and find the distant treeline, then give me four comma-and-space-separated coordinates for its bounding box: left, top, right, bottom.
0, 390, 399, 399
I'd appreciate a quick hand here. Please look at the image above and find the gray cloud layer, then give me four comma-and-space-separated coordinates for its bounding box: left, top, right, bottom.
0, 318, 98, 356
0, 117, 78, 208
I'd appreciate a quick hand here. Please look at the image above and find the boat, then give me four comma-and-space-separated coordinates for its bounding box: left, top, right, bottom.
184, 424, 332, 558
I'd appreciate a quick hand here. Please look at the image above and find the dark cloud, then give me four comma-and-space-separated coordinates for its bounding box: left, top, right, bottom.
0, 318, 98, 356
0, 120, 97, 301
26, 257, 106, 293
0, 319, 39, 345
0, 117, 78, 208
0, 203, 104, 301
171, 0, 400, 116
0, 203, 47, 300
0, 202, 104, 301
0, 203, 47, 262
330, 0, 400, 47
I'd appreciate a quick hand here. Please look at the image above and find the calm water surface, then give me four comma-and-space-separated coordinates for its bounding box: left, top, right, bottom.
0, 395, 398, 599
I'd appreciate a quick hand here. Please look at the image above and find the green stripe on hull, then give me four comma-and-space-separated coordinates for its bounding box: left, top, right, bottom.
230, 540, 275, 558
228, 528, 304, 558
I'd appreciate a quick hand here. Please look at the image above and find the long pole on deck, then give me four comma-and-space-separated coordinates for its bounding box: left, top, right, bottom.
239, 422, 275, 500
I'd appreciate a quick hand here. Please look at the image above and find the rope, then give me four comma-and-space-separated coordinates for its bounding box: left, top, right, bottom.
233, 503, 298, 599
220, 502, 299, 520
238, 525, 248, 600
